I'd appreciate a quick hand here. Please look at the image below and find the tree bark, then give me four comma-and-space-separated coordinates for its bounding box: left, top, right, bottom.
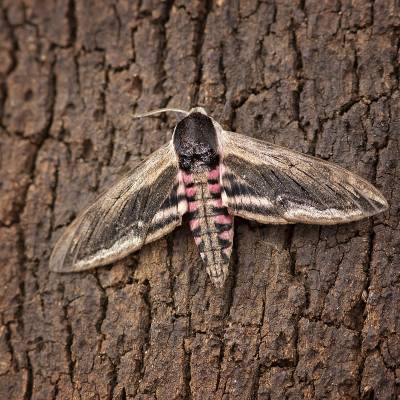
0, 0, 399, 399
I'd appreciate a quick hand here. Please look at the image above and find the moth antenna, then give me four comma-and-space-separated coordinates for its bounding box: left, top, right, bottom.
133, 108, 189, 119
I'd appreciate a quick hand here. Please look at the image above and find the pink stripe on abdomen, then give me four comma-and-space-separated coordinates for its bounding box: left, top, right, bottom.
215, 214, 232, 225
208, 166, 220, 181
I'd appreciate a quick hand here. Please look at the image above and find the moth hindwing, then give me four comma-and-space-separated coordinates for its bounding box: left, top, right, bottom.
50, 107, 388, 287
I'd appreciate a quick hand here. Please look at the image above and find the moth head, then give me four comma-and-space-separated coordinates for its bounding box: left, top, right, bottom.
188, 106, 207, 115
173, 110, 220, 172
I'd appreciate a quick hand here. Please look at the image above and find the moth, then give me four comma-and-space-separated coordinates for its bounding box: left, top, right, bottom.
50, 107, 388, 287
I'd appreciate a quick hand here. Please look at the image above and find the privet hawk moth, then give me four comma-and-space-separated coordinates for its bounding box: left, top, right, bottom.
50, 107, 388, 287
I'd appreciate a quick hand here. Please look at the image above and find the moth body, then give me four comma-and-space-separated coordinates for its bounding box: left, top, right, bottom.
173, 111, 234, 286
173, 111, 219, 172
50, 106, 388, 289
183, 167, 233, 287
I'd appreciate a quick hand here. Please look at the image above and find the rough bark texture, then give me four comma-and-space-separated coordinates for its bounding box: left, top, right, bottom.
0, 0, 399, 399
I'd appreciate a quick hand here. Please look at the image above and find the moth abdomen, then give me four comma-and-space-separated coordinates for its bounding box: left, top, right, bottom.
215, 223, 232, 232
187, 210, 200, 221
217, 237, 231, 249
182, 166, 234, 287
211, 206, 230, 217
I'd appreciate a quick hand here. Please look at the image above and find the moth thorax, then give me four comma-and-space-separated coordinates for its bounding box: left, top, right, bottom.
173, 112, 220, 172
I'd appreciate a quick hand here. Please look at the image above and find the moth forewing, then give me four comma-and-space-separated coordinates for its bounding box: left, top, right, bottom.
49, 141, 183, 273
217, 128, 388, 225
144, 171, 188, 244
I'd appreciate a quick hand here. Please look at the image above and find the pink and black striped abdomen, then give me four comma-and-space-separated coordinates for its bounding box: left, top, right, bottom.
182, 166, 233, 287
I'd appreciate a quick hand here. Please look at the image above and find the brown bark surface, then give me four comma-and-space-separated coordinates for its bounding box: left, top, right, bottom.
0, 0, 399, 399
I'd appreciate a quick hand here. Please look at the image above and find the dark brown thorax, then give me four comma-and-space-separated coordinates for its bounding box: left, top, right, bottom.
173, 112, 220, 172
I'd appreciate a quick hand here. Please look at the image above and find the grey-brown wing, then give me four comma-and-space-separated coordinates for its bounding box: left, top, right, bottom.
50, 142, 187, 273
218, 130, 388, 225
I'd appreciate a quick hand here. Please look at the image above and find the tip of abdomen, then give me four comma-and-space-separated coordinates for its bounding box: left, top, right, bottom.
206, 263, 229, 287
